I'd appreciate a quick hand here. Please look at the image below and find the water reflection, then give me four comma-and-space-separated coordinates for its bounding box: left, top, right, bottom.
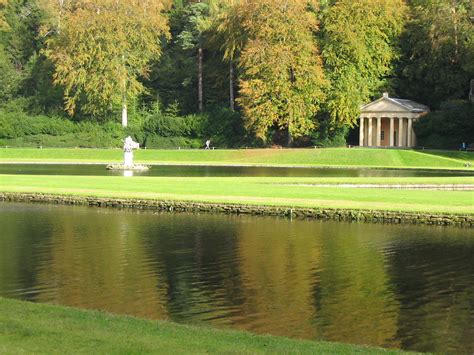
0, 202, 473, 353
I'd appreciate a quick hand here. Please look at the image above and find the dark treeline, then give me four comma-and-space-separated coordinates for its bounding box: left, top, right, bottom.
0, 0, 472, 149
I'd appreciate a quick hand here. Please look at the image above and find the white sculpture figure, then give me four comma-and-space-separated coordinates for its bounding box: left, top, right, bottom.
123, 136, 140, 167
106, 136, 148, 171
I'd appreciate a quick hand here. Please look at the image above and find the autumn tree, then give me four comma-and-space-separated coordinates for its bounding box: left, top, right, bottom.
43, 0, 170, 126
0, 0, 8, 31
233, 0, 326, 144
320, 0, 407, 126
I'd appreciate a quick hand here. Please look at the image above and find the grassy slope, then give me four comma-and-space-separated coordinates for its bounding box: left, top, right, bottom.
0, 298, 408, 354
1, 148, 473, 169
1, 175, 473, 214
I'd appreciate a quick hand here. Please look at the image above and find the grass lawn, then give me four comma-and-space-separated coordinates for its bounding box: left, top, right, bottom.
0, 297, 410, 354
1, 175, 473, 214
1, 147, 473, 170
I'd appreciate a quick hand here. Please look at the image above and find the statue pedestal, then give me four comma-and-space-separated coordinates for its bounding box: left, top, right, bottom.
106, 136, 149, 171
124, 151, 133, 167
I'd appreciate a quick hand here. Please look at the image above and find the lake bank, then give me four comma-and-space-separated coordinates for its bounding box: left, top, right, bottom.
0, 297, 408, 354
2, 191, 472, 226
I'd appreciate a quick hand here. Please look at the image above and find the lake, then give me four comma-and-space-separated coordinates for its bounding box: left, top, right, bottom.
0, 163, 473, 177
0, 202, 472, 353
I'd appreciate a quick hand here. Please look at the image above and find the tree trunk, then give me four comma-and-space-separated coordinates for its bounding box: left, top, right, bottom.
121, 56, 127, 127
122, 101, 128, 127
198, 46, 203, 112
229, 59, 235, 111
450, 3, 459, 61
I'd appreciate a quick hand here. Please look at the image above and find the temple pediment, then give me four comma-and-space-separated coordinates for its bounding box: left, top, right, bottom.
361, 94, 429, 114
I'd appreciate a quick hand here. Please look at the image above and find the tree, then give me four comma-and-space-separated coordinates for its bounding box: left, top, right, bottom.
0, 0, 8, 31
0, 45, 19, 102
177, 1, 208, 112
43, 0, 170, 126
396, 0, 474, 108
234, 0, 326, 144
0, 0, 54, 109
215, 0, 248, 111
178, 0, 223, 112
320, 0, 407, 126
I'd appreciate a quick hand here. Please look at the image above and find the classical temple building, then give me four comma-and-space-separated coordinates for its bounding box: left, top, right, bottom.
359, 93, 429, 148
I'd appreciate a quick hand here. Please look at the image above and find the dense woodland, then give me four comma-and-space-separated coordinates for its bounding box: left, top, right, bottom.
0, 0, 473, 149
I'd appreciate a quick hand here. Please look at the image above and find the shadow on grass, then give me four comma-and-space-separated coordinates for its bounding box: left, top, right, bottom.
413, 149, 474, 163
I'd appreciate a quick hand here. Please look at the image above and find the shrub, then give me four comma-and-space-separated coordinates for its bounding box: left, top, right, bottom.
0, 107, 125, 148
145, 135, 202, 149
311, 114, 348, 147
414, 100, 474, 149
0, 110, 75, 138
201, 107, 247, 147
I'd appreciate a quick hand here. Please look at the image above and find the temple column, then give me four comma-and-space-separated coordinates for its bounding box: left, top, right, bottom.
376, 117, 382, 146
398, 117, 404, 147
407, 118, 413, 147
389, 117, 394, 147
368, 118, 373, 146
359, 117, 365, 146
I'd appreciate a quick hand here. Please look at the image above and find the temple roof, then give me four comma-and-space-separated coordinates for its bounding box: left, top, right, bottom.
388, 98, 429, 112
360, 93, 429, 113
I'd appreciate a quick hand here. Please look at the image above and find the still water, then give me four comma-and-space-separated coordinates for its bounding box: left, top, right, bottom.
1, 163, 472, 177
1, 202, 473, 352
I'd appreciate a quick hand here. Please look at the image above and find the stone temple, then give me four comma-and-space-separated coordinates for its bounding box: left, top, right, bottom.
359, 93, 429, 148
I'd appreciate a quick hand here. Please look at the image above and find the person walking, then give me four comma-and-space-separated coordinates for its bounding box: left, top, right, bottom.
205, 139, 211, 149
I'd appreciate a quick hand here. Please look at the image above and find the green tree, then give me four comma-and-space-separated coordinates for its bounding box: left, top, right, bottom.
0, 0, 13, 102
396, 0, 474, 108
214, 0, 248, 111
320, 0, 407, 126
0, 44, 20, 102
43, 0, 170, 126
235, 0, 326, 144
0, 0, 54, 110
177, 1, 209, 112
178, 0, 224, 112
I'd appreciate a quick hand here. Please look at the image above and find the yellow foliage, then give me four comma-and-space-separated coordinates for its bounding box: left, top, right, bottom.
0, 0, 8, 31
42, 0, 170, 116
232, 0, 326, 141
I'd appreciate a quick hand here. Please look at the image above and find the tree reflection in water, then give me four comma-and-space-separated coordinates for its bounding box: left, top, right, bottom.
0, 202, 472, 353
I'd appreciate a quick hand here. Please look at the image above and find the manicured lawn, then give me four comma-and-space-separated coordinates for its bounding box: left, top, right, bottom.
0, 297, 410, 354
1, 175, 472, 214
1, 147, 473, 169
1, 148, 472, 215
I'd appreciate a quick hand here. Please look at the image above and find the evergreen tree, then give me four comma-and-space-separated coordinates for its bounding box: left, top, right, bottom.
396, 0, 473, 108
213, 0, 248, 111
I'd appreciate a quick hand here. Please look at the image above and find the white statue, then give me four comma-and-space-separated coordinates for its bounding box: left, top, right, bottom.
106, 136, 148, 171
123, 136, 140, 167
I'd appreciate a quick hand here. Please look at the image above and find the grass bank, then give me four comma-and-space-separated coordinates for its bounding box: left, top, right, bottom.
1, 147, 473, 170
0, 297, 408, 354
1, 175, 472, 214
